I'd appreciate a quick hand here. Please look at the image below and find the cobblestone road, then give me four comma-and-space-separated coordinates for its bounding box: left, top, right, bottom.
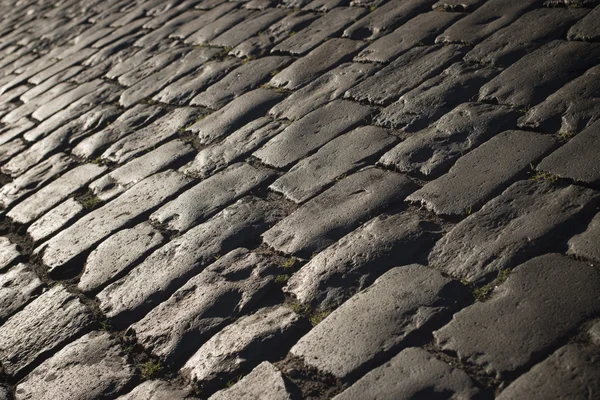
0, 0, 599, 399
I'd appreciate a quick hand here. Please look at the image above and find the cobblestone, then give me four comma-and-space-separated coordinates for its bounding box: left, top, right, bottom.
0, 237, 20, 272
568, 212, 600, 263
0, 263, 43, 324
116, 381, 188, 400
208, 362, 293, 400
567, 5, 600, 42
27, 199, 84, 243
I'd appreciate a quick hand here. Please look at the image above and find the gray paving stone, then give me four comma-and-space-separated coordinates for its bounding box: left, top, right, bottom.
537, 119, 600, 185
436, 0, 540, 45
269, 62, 378, 121
189, 89, 284, 145
0, 153, 73, 210
273, 7, 366, 55
40, 171, 192, 275
379, 102, 519, 177
27, 198, 84, 243
78, 222, 164, 294
182, 306, 301, 385
135, 11, 204, 48
343, 0, 436, 41
270, 39, 363, 91
407, 131, 556, 217
479, 40, 600, 108
116, 380, 188, 400
345, 45, 465, 106
151, 163, 274, 232
91, 140, 194, 201
101, 107, 201, 164
355, 11, 462, 63
568, 5, 600, 42
92, 17, 150, 48
435, 254, 600, 378
0, 139, 25, 165
291, 265, 468, 379
590, 320, 600, 346
0, 263, 43, 323
285, 212, 432, 310
126, 248, 277, 363
0, 238, 21, 272
465, 8, 588, 67
0, 285, 93, 377
496, 343, 600, 400
152, 58, 241, 106
518, 64, 600, 134
31, 79, 105, 122
374, 62, 496, 131
211, 8, 287, 48
254, 100, 374, 169
28, 48, 98, 86
98, 198, 283, 326
72, 104, 164, 159
333, 347, 479, 400
184, 118, 286, 178
271, 126, 397, 203
429, 180, 599, 283
106, 47, 157, 80
208, 362, 293, 400
185, 9, 256, 46
14, 332, 136, 400
119, 47, 221, 107
191, 56, 291, 110
432, 0, 485, 11
170, 2, 239, 40
0, 118, 34, 146
7, 164, 106, 224
568, 212, 600, 263
2, 81, 76, 124
118, 46, 189, 87
263, 168, 416, 257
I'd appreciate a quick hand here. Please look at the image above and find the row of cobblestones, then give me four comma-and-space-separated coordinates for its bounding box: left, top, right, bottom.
0, 0, 599, 399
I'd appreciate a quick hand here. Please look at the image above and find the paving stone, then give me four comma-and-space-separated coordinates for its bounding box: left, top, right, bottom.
27, 198, 84, 243
429, 180, 600, 283
271, 126, 397, 203
436, 0, 541, 45
119, 47, 221, 107
0, 285, 93, 377
152, 163, 274, 232
333, 347, 479, 400
254, 100, 374, 169
270, 39, 363, 91
208, 362, 293, 400
14, 331, 136, 400
537, 119, 600, 185
184, 118, 286, 178
375, 62, 495, 131
191, 56, 292, 110
101, 107, 201, 164
2, 81, 77, 124
291, 265, 468, 379
211, 9, 287, 48
116, 380, 188, 400
118, 46, 189, 87
28, 48, 98, 85
78, 222, 164, 294
355, 11, 462, 63
98, 198, 283, 326
185, 9, 256, 45
465, 8, 588, 67
432, 0, 485, 11
31, 79, 105, 122
126, 248, 276, 362
343, 0, 436, 41
568, 212, 600, 263
91, 140, 194, 201
590, 320, 600, 346
135, 11, 204, 48
379, 102, 519, 177
407, 131, 556, 217
496, 343, 600, 400
544, 0, 598, 5
0, 118, 34, 146
72, 104, 164, 159
182, 306, 302, 385
273, 7, 366, 55
40, 171, 192, 275
230, 11, 319, 58
7, 164, 106, 224
269, 62, 378, 121
304, 0, 349, 12
170, 2, 239, 40
285, 212, 433, 310
345, 45, 465, 106
518, 64, 600, 134
189, 88, 284, 145
92, 17, 150, 48
0, 153, 73, 210
264, 168, 416, 257
435, 254, 600, 378
568, 5, 600, 42
479, 40, 600, 108
0, 139, 25, 165
0, 263, 43, 323
152, 58, 241, 106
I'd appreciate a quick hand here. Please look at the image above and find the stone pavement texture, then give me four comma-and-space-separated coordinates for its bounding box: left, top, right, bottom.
0, 0, 598, 399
